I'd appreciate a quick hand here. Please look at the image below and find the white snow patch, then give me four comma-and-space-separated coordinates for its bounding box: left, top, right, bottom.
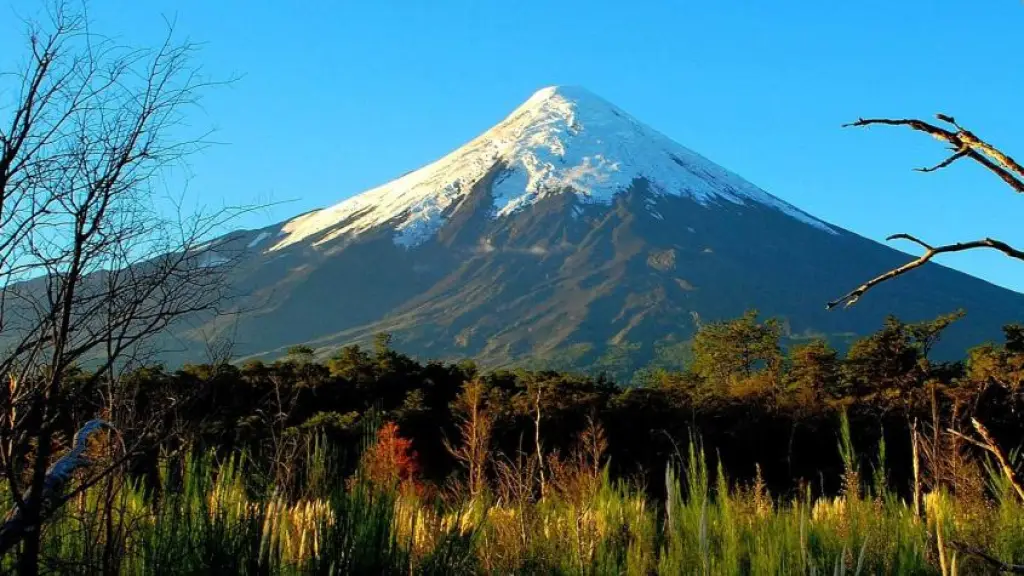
271, 86, 835, 251
247, 231, 271, 249
197, 253, 231, 268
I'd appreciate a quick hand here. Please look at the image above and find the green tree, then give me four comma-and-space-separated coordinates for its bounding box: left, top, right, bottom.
373, 333, 394, 358
691, 310, 783, 392
785, 339, 841, 404
841, 313, 961, 410
966, 324, 1024, 395
327, 345, 374, 380
286, 345, 315, 362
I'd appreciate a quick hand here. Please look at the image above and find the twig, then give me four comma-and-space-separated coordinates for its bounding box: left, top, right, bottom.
916, 148, 968, 173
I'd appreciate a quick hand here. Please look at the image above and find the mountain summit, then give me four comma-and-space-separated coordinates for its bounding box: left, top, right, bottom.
187, 87, 1022, 373
271, 86, 832, 251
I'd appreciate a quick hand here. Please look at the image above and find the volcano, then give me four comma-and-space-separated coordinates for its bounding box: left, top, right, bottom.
182, 86, 1024, 373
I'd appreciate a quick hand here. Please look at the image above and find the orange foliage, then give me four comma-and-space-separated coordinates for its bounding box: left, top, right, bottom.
360, 422, 421, 494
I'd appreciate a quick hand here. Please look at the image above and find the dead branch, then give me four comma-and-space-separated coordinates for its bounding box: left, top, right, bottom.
829, 115, 1023, 308
0, 420, 116, 555
943, 417, 1024, 574
947, 417, 1024, 504
948, 541, 1024, 574
843, 115, 1024, 193
828, 235, 1024, 308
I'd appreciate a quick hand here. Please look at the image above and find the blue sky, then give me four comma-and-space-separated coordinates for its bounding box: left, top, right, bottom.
3, 1, 1023, 292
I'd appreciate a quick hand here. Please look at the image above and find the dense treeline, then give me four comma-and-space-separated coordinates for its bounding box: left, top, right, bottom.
47, 310, 1024, 502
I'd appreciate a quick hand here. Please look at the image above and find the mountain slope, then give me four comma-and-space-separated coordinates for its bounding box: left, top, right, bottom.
177, 86, 1024, 371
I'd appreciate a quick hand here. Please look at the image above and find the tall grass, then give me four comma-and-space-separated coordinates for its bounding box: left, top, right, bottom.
6, 419, 1024, 574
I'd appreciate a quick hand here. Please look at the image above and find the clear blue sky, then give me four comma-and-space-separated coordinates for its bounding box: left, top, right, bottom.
3, 1, 1023, 292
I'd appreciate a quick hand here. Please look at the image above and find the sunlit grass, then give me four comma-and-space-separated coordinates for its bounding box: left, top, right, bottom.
5, 426, 1023, 574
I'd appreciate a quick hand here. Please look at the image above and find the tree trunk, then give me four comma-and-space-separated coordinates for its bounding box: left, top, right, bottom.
16, 424, 54, 575
535, 389, 546, 499
17, 528, 40, 576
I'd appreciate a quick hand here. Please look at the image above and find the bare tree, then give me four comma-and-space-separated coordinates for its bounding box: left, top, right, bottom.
0, 3, 244, 571
445, 379, 493, 499
828, 115, 1023, 309
532, 383, 546, 499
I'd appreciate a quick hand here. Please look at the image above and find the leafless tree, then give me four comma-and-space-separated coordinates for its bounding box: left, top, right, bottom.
445, 378, 493, 499
0, 3, 246, 571
828, 115, 1023, 309
532, 383, 546, 498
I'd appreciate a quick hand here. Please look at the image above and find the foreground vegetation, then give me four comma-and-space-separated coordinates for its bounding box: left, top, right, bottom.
13, 420, 1024, 574
1, 311, 1023, 573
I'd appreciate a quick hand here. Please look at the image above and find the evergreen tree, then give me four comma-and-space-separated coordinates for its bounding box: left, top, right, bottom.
691, 310, 783, 392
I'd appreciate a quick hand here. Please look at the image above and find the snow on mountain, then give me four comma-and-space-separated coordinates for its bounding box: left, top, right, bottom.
271, 86, 835, 252
247, 231, 272, 248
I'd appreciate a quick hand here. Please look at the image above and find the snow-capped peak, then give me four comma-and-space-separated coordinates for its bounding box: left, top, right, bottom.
271, 86, 834, 251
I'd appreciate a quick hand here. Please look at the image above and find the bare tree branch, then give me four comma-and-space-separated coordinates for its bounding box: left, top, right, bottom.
828, 235, 1024, 309
830, 114, 1023, 308
844, 115, 1024, 193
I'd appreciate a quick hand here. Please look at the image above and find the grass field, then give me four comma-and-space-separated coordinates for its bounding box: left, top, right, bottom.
12, 423, 1024, 575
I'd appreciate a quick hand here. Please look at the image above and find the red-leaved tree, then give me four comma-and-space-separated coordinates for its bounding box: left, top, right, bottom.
359, 422, 421, 494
